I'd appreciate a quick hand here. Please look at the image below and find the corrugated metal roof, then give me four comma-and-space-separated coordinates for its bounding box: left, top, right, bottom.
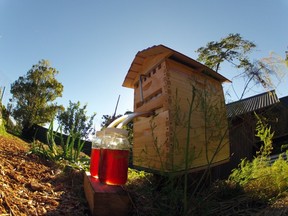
226, 90, 280, 118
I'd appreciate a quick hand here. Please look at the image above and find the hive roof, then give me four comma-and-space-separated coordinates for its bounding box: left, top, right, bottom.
122, 44, 230, 88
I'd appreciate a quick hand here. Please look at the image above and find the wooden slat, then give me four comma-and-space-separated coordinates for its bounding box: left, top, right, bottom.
133, 110, 171, 171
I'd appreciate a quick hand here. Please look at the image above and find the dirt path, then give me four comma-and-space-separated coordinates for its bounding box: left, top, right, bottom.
0, 135, 90, 215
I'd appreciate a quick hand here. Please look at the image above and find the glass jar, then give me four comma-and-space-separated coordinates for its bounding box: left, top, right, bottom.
89, 134, 102, 179
90, 128, 130, 185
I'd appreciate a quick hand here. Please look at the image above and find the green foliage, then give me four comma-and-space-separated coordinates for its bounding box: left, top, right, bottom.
30, 119, 90, 171
196, 33, 256, 72
0, 104, 5, 136
101, 113, 123, 128
30, 139, 58, 161
0, 120, 6, 135
50, 119, 87, 162
196, 33, 279, 99
229, 114, 288, 200
229, 156, 288, 200
281, 143, 288, 151
255, 113, 274, 158
10, 60, 64, 134
260, 52, 288, 86
229, 157, 269, 187
57, 100, 96, 140
1, 103, 16, 133
46, 120, 62, 159
126, 168, 152, 184
238, 59, 279, 98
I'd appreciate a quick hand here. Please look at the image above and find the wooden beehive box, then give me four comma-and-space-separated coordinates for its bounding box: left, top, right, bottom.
122, 45, 230, 173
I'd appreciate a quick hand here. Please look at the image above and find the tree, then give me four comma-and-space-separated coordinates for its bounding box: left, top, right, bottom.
196, 33, 256, 73
101, 114, 122, 128
236, 59, 278, 99
57, 100, 96, 140
10, 60, 64, 136
196, 33, 281, 99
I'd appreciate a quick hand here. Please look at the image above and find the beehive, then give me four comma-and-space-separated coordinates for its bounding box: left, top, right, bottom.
122, 45, 230, 173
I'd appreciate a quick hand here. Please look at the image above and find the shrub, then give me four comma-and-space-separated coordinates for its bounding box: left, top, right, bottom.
229, 114, 288, 200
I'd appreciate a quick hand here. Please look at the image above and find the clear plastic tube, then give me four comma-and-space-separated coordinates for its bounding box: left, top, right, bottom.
116, 112, 153, 128
107, 112, 153, 129
107, 115, 129, 128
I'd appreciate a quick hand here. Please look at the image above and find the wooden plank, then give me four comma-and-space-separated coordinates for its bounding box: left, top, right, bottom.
134, 94, 169, 113
135, 77, 162, 101
133, 155, 167, 171
168, 81, 224, 108
133, 110, 171, 171
172, 143, 230, 166
133, 107, 230, 173
140, 53, 168, 76
167, 67, 225, 108
133, 62, 171, 112
83, 172, 131, 216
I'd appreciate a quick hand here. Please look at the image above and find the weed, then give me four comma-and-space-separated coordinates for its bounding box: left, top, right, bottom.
229, 113, 288, 201
30, 119, 90, 171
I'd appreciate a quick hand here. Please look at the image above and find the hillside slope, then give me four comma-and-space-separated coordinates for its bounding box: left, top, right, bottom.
0, 135, 90, 215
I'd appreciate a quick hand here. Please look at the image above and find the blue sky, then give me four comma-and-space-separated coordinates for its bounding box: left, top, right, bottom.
0, 0, 287, 129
